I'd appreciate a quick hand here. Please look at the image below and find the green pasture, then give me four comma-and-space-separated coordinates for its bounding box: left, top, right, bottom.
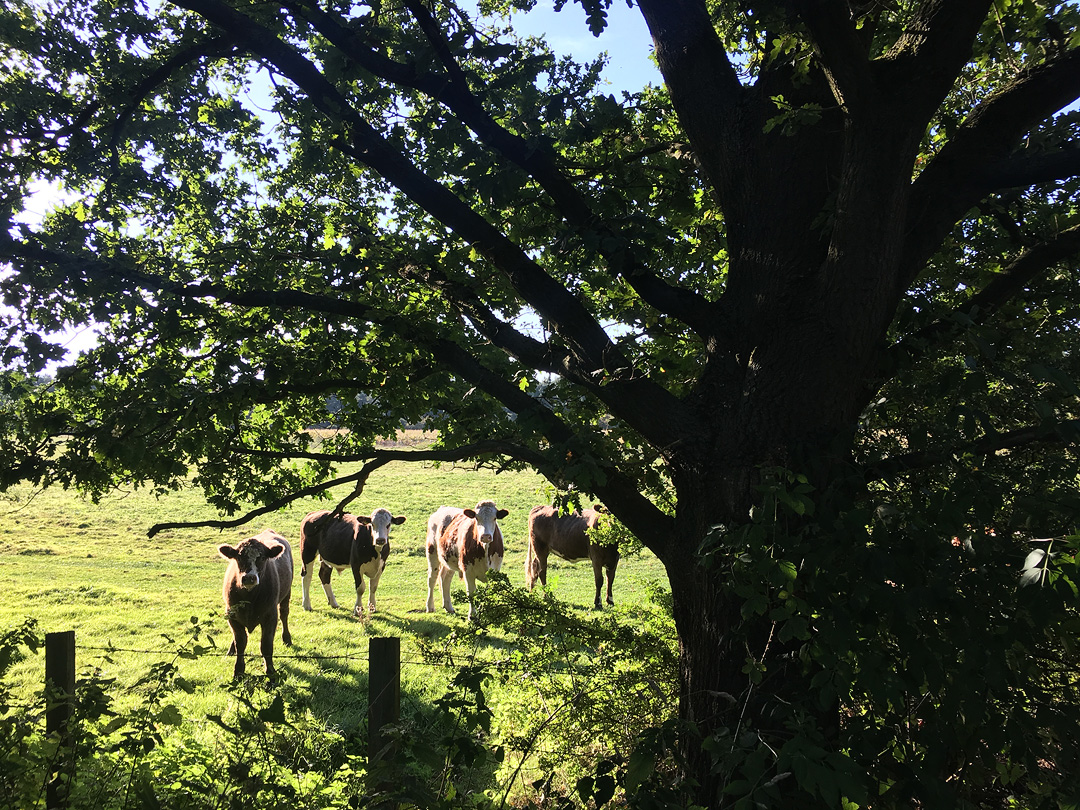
0, 457, 671, 763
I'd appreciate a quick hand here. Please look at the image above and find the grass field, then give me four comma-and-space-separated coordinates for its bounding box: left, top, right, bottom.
0, 450, 673, 802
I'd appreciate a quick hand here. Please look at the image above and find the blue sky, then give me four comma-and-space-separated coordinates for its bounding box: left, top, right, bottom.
506, 1, 662, 94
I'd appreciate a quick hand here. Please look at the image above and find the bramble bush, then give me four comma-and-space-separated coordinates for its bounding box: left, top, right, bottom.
691, 466, 1080, 808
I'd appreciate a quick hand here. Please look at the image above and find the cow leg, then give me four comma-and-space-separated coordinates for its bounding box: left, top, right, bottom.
301, 546, 318, 611
228, 621, 247, 680
301, 562, 315, 611
425, 547, 440, 613
440, 567, 456, 614
319, 562, 339, 608
464, 571, 477, 621
366, 564, 384, 613
279, 595, 292, 647
260, 614, 279, 680
606, 562, 617, 606
352, 567, 367, 617
592, 557, 605, 609
536, 545, 549, 588
526, 543, 549, 590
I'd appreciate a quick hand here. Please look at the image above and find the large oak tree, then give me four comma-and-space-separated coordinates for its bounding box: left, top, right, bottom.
4, 0, 1080, 805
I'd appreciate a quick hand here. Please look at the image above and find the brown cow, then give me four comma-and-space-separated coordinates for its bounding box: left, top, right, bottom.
426, 501, 507, 620
525, 505, 619, 608
299, 508, 406, 615
219, 529, 293, 680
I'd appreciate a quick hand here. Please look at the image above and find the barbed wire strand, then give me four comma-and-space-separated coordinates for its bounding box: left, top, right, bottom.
73, 644, 596, 675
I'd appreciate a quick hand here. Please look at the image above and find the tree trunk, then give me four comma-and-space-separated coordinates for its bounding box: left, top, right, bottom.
666, 382, 862, 805
667, 513, 835, 807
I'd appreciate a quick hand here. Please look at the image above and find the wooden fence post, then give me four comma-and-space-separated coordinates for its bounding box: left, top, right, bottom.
45, 630, 76, 810
368, 636, 401, 765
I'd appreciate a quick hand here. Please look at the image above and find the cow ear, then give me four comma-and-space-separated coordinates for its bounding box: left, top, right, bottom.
266, 544, 284, 558
463, 509, 476, 518
593, 504, 603, 512
392, 515, 406, 525
219, 545, 239, 560
356, 516, 372, 525
497, 509, 509, 519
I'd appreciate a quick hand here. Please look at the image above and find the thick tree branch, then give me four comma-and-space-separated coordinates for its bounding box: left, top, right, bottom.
981, 146, 1080, 192
147, 457, 392, 536
637, 0, 742, 106
234, 439, 551, 467
903, 47, 1080, 289
794, 0, 872, 113
148, 434, 676, 559
636, 0, 745, 204
865, 418, 1080, 482
885, 224, 1080, 373
161, 0, 699, 448
397, 263, 570, 376
877, 0, 993, 121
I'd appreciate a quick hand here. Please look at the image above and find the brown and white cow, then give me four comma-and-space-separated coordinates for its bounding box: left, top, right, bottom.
219, 529, 293, 680
426, 501, 507, 620
525, 505, 619, 609
299, 508, 406, 616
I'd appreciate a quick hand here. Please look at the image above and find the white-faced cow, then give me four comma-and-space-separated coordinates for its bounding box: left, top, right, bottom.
299, 508, 406, 616
426, 501, 507, 620
525, 505, 619, 609
219, 529, 293, 681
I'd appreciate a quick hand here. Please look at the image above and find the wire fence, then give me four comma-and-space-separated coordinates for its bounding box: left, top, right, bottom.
74, 643, 477, 670
67, 639, 608, 677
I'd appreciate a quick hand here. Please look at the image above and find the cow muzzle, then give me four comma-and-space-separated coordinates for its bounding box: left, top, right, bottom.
240, 572, 259, 589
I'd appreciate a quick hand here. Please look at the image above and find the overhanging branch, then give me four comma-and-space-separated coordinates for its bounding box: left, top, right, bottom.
147, 458, 390, 537
980, 146, 1080, 192
903, 46, 1080, 288
865, 418, 1080, 481
886, 223, 1080, 374
235, 438, 552, 468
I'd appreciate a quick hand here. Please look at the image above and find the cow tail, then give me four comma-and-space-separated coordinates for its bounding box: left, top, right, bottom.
525, 525, 536, 589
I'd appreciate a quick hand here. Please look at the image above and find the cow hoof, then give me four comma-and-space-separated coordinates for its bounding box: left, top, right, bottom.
302, 603, 313, 612
282, 633, 292, 646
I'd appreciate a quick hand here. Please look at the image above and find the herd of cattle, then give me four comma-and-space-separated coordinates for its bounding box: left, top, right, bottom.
217, 501, 620, 679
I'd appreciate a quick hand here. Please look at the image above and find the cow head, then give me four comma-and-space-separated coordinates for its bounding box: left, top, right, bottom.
584, 505, 604, 530
463, 501, 508, 550
358, 508, 406, 549
220, 537, 284, 590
